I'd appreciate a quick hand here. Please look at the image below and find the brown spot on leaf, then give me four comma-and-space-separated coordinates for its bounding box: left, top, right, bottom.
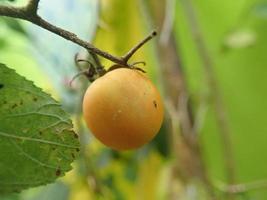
55, 169, 61, 176
71, 153, 75, 159
16, 138, 23, 142
11, 104, 18, 109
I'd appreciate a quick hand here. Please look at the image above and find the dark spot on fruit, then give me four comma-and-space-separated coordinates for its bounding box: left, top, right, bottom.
76, 148, 80, 152
153, 100, 157, 108
55, 169, 61, 176
11, 104, 18, 109
0, 84, 4, 89
33, 97, 38, 102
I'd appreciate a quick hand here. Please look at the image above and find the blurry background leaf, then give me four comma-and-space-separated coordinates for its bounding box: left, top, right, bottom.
0, 194, 19, 200
175, 0, 267, 198
0, 182, 69, 200
252, 2, 267, 19
0, 18, 48, 92
0, 64, 79, 193
0, 0, 16, 2
20, 182, 69, 200
95, 0, 160, 80
2, 18, 26, 35
224, 29, 257, 49
24, 0, 99, 111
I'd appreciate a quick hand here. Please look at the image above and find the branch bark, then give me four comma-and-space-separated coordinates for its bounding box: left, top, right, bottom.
139, 0, 216, 199
0, 1, 156, 67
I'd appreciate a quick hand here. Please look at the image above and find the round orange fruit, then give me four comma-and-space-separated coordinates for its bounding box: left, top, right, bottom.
82, 68, 164, 150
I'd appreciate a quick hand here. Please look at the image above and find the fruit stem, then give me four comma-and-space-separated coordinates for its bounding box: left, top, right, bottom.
0, 2, 157, 68
121, 30, 157, 63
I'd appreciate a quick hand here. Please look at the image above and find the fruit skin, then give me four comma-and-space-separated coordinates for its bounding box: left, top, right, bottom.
82, 68, 164, 150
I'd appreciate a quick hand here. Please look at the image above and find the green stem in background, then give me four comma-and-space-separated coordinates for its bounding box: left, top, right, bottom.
160, 0, 176, 45
217, 179, 267, 194
139, 0, 216, 199
180, 0, 236, 189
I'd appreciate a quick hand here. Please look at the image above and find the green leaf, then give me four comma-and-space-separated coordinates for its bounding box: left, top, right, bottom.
0, 64, 80, 194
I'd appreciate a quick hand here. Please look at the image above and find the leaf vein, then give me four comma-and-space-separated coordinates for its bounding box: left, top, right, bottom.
0, 131, 79, 149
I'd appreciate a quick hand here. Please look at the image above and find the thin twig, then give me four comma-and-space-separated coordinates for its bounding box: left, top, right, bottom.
122, 30, 157, 62
160, 0, 175, 45
180, 0, 236, 186
88, 51, 105, 75
0, 2, 156, 67
26, 0, 40, 14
